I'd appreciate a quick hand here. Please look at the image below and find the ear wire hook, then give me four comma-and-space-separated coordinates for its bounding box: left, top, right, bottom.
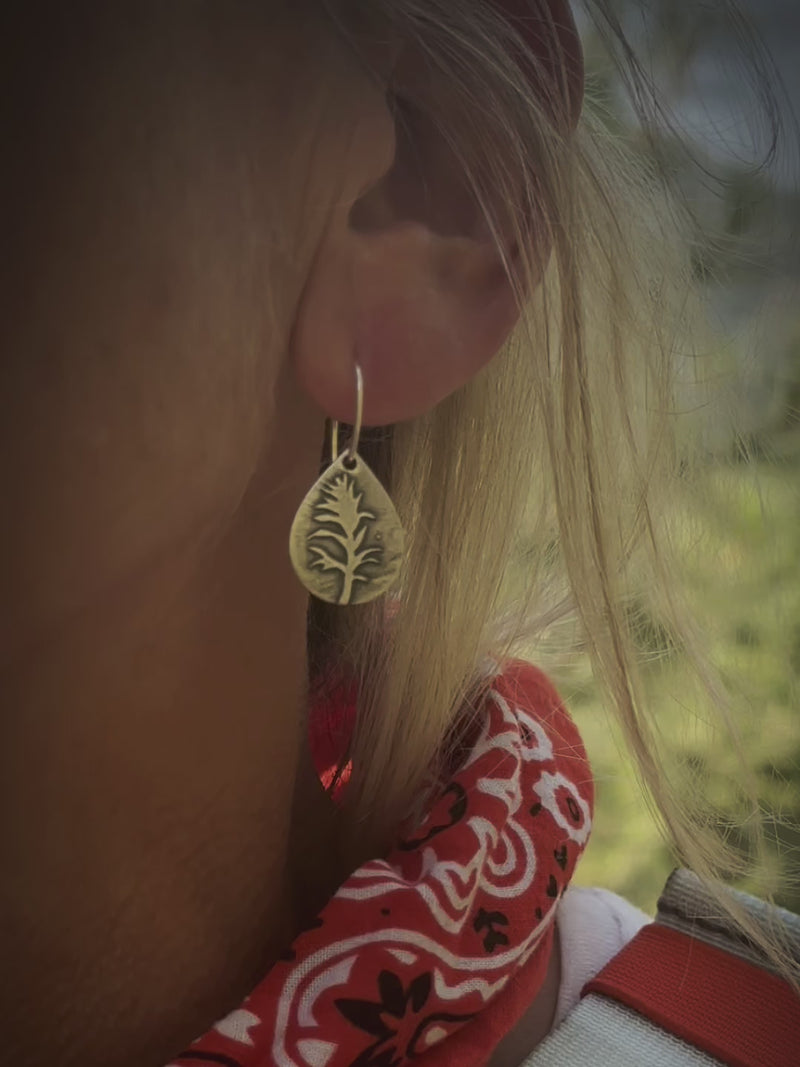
330, 363, 363, 465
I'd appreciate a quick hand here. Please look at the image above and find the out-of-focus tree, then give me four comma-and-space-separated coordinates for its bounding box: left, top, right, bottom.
561, 2, 800, 915
581, 0, 800, 452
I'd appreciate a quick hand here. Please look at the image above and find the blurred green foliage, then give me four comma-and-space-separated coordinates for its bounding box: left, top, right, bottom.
551, 1, 800, 914
549, 455, 800, 913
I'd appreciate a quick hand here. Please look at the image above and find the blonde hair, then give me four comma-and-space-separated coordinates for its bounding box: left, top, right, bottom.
309, 0, 799, 980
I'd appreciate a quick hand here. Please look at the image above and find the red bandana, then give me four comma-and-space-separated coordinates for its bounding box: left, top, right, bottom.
167, 661, 592, 1067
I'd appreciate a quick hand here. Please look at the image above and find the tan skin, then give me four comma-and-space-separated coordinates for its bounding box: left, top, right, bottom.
0, 4, 579, 1065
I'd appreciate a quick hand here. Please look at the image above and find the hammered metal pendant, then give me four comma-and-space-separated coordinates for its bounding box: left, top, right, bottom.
289, 452, 405, 605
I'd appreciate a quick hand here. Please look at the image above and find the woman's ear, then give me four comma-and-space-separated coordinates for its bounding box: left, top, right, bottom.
292, 102, 523, 427
292, 1, 583, 427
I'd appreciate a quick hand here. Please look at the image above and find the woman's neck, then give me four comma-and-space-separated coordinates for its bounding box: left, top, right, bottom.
0, 429, 341, 1067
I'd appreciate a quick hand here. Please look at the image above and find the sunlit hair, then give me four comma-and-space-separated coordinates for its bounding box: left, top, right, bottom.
309, 0, 798, 982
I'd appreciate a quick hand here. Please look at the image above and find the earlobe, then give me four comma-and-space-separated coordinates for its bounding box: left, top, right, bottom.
293, 217, 522, 428
353, 225, 521, 425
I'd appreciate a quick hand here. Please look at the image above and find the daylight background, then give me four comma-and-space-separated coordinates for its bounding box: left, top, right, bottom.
541, 0, 800, 913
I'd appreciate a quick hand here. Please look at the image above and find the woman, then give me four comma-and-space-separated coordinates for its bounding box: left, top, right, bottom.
0, 2, 788, 1065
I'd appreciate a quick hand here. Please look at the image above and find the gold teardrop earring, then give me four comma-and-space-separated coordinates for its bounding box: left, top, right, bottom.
289, 364, 405, 605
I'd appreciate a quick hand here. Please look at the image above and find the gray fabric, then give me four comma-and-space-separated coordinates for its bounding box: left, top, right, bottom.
521, 995, 723, 1067
657, 868, 800, 975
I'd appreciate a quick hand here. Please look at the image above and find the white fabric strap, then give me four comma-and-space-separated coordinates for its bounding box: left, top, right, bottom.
522, 995, 724, 1067
554, 886, 650, 1025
